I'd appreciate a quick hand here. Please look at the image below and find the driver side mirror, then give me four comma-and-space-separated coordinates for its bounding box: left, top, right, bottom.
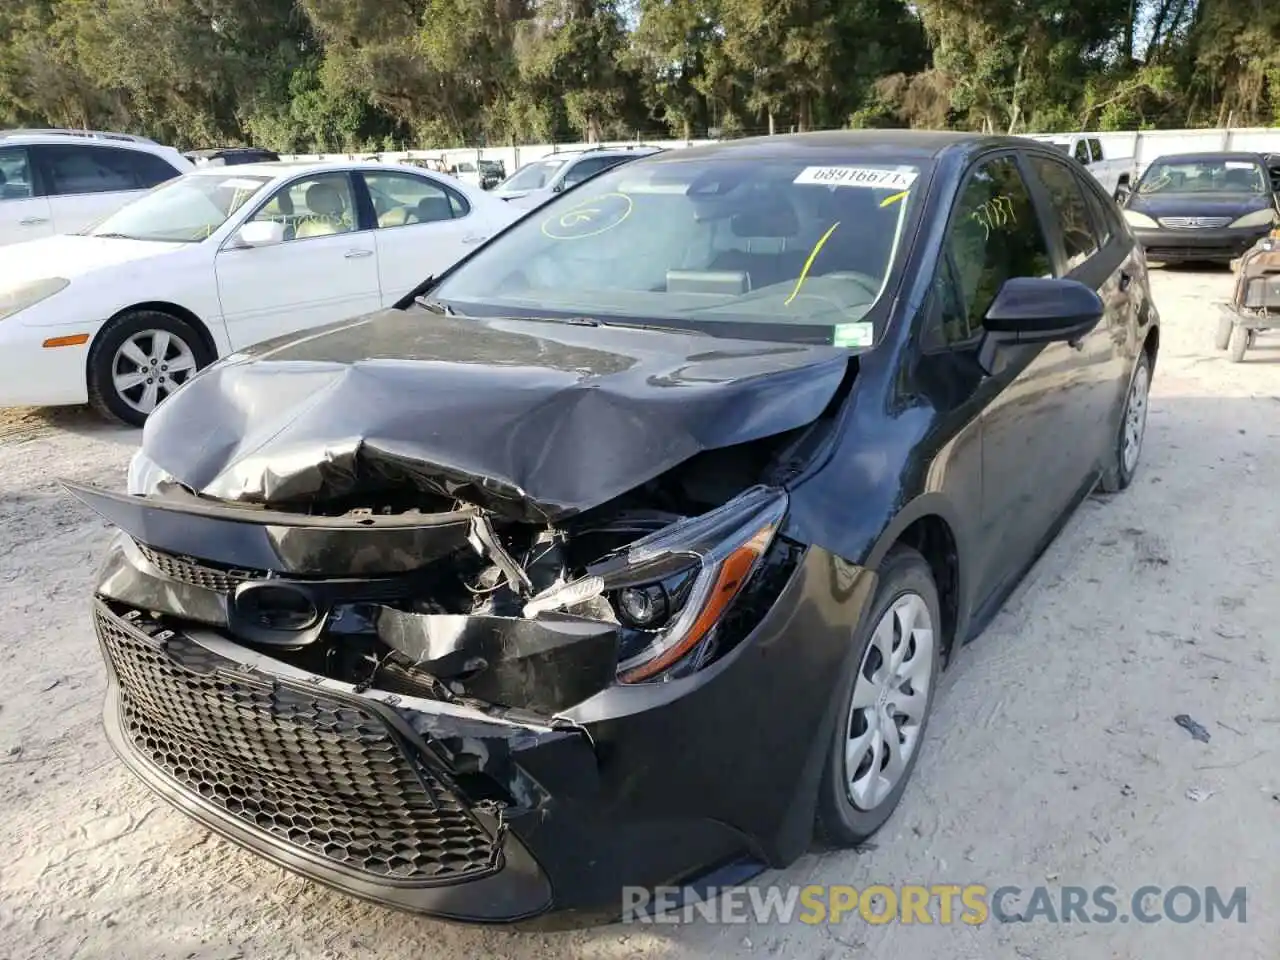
551, 181, 566, 193
978, 277, 1103, 373
232, 220, 285, 248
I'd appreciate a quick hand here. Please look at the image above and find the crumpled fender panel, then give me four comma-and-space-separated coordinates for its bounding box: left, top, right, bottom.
139, 311, 851, 522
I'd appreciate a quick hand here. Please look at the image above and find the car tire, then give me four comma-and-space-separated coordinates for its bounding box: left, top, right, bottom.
87, 310, 214, 428
816, 545, 942, 846
1099, 348, 1151, 493
1214, 315, 1234, 351
1228, 324, 1250, 363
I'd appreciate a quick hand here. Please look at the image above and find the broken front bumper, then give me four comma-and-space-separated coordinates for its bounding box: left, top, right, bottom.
79, 489, 875, 923
94, 597, 560, 920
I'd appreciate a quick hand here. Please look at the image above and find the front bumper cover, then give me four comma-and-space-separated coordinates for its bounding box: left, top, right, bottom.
79, 486, 875, 923
1132, 224, 1271, 262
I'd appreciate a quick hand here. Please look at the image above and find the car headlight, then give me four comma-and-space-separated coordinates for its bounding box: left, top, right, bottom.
1122, 210, 1159, 229
1229, 208, 1277, 229
523, 486, 791, 683
0, 278, 70, 321
126, 449, 174, 496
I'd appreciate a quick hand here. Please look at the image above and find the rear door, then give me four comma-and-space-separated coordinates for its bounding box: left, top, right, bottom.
934, 153, 1069, 599
0, 146, 53, 245
32, 143, 184, 234
214, 170, 381, 348
1025, 152, 1130, 485
357, 170, 487, 303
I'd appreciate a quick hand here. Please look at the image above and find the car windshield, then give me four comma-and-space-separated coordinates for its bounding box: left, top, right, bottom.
1137, 158, 1267, 195
86, 174, 270, 242
431, 155, 927, 344
497, 157, 570, 192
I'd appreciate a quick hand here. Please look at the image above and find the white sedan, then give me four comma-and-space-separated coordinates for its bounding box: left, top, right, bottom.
0, 160, 521, 425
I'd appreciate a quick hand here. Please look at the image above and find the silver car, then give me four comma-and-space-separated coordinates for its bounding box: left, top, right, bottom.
491, 146, 661, 209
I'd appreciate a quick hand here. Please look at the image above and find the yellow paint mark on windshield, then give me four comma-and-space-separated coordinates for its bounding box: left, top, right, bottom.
880, 190, 909, 208
541, 192, 633, 239
784, 221, 841, 307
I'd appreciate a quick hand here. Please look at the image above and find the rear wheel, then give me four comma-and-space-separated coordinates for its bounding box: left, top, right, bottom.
1228, 324, 1250, 363
816, 546, 941, 845
1214, 315, 1233, 350
87, 310, 213, 427
1099, 349, 1151, 493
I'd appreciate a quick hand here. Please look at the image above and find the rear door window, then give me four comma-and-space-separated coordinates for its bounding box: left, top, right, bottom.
361, 171, 469, 227
1088, 139, 1104, 163
0, 147, 33, 199
1028, 155, 1100, 272
34, 144, 181, 196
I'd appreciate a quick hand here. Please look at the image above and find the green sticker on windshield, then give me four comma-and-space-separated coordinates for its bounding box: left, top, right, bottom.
833, 322, 873, 348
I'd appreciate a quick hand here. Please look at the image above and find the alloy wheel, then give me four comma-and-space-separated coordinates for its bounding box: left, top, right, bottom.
844, 592, 935, 811
111, 329, 199, 416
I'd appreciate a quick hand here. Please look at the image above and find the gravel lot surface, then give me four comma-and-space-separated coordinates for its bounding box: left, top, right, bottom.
1, 266, 1277, 959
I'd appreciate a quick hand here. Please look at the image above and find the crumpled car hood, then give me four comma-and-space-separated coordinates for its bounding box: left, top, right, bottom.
142, 309, 852, 522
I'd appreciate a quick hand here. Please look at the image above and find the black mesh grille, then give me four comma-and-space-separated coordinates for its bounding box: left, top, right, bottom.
136, 543, 262, 593
95, 604, 501, 883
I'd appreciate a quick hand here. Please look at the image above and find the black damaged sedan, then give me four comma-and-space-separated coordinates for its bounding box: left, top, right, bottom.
68, 131, 1159, 923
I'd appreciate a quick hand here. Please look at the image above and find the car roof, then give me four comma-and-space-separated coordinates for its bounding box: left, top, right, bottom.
186, 159, 441, 179
644, 130, 1029, 165
0, 129, 176, 153
187, 147, 278, 157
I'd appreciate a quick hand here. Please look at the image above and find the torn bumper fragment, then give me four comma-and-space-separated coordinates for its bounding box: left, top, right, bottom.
71, 474, 870, 922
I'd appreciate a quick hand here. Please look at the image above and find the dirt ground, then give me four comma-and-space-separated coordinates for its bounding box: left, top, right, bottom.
1, 266, 1277, 960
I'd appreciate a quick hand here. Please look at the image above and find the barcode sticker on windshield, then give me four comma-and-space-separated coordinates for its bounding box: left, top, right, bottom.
794, 167, 917, 190
1225, 161, 1255, 170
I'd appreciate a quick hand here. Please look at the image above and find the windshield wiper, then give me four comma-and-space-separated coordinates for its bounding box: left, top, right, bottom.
493, 314, 712, 335
91, 232, 133, 239
413, 295, 456, 315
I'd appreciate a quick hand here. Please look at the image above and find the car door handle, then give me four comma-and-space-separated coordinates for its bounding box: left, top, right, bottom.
462, 234, 486, 245
344, 248, 374, 259
19, 217, 48, 226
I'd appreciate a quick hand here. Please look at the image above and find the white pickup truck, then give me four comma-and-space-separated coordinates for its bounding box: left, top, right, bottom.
1025, 134, 1135, 199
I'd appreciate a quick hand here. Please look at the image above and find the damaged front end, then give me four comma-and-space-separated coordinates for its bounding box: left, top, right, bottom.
68, 459, 816, 920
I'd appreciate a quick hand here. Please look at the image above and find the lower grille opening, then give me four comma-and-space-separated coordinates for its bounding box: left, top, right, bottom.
95, 602, 502, 884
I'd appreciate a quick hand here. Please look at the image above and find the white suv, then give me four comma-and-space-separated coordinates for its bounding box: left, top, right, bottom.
0, 129, 192, 247
491, 146, 662, 210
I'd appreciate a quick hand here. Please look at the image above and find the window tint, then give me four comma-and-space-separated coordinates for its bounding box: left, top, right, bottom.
1088, 139, 1103, 162
939, 155, 1053, 343
1073, 140, 1089, 165
362, 171, 467, 227
563, 156, 626, 188
1077, 177, 1115, 246
251, 173, 356, 240
0, 147, 33, 200
36, 145, 179, 196
1028, 156, 1099, 271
